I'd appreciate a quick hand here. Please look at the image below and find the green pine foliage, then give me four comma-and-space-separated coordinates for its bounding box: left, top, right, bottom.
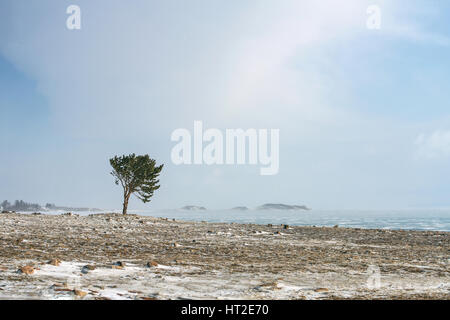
110, 154, 163, 215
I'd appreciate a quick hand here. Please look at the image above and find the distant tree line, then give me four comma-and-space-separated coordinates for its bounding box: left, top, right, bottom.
1, 200, 41, 212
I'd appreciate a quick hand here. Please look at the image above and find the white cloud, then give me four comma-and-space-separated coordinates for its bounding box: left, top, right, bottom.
222, 0, 365, 117
415, 130, 450, 159
377, 0, 450, 47
388, 24, 450, 47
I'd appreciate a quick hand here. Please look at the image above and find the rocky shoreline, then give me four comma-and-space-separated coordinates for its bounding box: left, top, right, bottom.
0, 213, 448, 300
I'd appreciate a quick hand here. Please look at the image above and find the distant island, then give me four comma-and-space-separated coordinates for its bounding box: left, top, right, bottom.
181, 205, 207, 211
257, 203, 310, 210
231, 206, 249, 211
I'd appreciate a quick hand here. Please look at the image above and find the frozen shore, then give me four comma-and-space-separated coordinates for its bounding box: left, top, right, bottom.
0, 213, 448, 300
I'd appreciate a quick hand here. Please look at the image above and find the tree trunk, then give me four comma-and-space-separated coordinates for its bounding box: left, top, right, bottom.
122, 193, 130, 215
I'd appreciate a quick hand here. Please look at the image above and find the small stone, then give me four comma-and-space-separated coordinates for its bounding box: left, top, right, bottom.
172, 242, 180, 247
48, 258, 61, 266
18, 266, 35, 275
111, 265, 124, 270
81, 265, 96, 274
146, 261, 159, 268
333, 225, 339, 228
114, 261, 126, 267
128, 290, 143, 294
54, 288, 73, 292
74, 289, 87, 298
314, 288, 329, 293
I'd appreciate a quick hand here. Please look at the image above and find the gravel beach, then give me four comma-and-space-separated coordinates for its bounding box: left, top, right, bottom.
0, 213, 448, 300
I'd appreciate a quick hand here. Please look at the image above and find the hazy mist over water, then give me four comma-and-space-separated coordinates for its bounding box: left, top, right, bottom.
38, 208, 450, 232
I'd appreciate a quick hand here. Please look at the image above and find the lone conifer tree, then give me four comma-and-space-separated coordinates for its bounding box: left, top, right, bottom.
110, 154, 163, 215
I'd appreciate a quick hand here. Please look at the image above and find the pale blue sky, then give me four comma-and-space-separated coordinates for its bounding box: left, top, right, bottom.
1, 0, 450, 210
